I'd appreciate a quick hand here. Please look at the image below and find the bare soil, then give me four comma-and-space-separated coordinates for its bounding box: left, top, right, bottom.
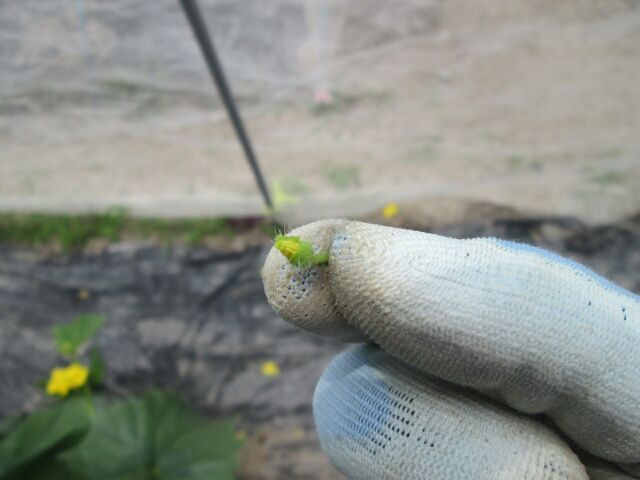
1, 0, 638, 224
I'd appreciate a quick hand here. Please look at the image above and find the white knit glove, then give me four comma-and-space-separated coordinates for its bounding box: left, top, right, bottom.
262, 220, 640, 480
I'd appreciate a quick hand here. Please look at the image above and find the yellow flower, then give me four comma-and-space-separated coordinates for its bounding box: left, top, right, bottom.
382, 203, 399, 219
46, 363, 89, 397
260, 360, 280, 378
274, 236, 301, 261
77, 289, 90, 301
273, 235, 329, 266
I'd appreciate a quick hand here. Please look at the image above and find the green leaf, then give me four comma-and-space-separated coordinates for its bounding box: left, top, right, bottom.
0, 415, 21, 442
60, 391, 242, 480
87, 348, 105, 387
53, 314, 104, 358
0, 398, 93, 479
18, 458, 86, 480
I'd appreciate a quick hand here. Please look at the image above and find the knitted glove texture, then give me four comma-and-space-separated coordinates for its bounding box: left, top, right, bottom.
262, 220, 640, 479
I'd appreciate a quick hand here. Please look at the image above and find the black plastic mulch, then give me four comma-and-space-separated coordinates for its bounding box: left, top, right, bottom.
0, 215, 638, 424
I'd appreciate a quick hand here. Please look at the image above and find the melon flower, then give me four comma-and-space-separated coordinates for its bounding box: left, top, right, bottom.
46, 363, 89, 397
273, 235, 329, 267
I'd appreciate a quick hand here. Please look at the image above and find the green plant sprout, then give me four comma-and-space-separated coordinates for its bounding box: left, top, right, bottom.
274, 234, 329, 267
0, 210, 236, 250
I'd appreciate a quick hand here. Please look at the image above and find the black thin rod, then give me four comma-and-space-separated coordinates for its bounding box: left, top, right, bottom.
179, 0, 273, 210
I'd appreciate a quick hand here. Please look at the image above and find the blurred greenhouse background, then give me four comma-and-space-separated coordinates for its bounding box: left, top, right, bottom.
0, 1, 639, 479
2, 0, 639, 222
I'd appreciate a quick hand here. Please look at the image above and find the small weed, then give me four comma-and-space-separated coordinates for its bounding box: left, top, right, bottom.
271, 177, 309, 210
589, 171, 626, 187
311, 90, 391, 115
276, 176, 310, 195
30, 88, 60, 111
19, 178, 36, 194
260, 222, 280, 239
0, 209, 126, 249
506, 155, 527, 169
406, 145, 439, 163
482, 132, 503, 142
597, 148, 623, 159
128, 217, 233, 245
101, 78, 146, 96
464, 156, 498, 173
0, 102, 28, 116
127, 95, 167, 118
0, 210, 260, 250
324, 165, 361, 190
464, 155, 481, 165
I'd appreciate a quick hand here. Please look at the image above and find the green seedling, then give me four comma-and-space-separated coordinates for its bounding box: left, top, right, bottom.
325, 165, 360, 190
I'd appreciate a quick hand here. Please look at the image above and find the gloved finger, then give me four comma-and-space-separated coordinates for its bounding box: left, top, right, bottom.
588, 468, 638, 480
588, 469, 638, 480
262, 220, 640, 475
314, 344, 588, 480
581, 453, 639, 480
